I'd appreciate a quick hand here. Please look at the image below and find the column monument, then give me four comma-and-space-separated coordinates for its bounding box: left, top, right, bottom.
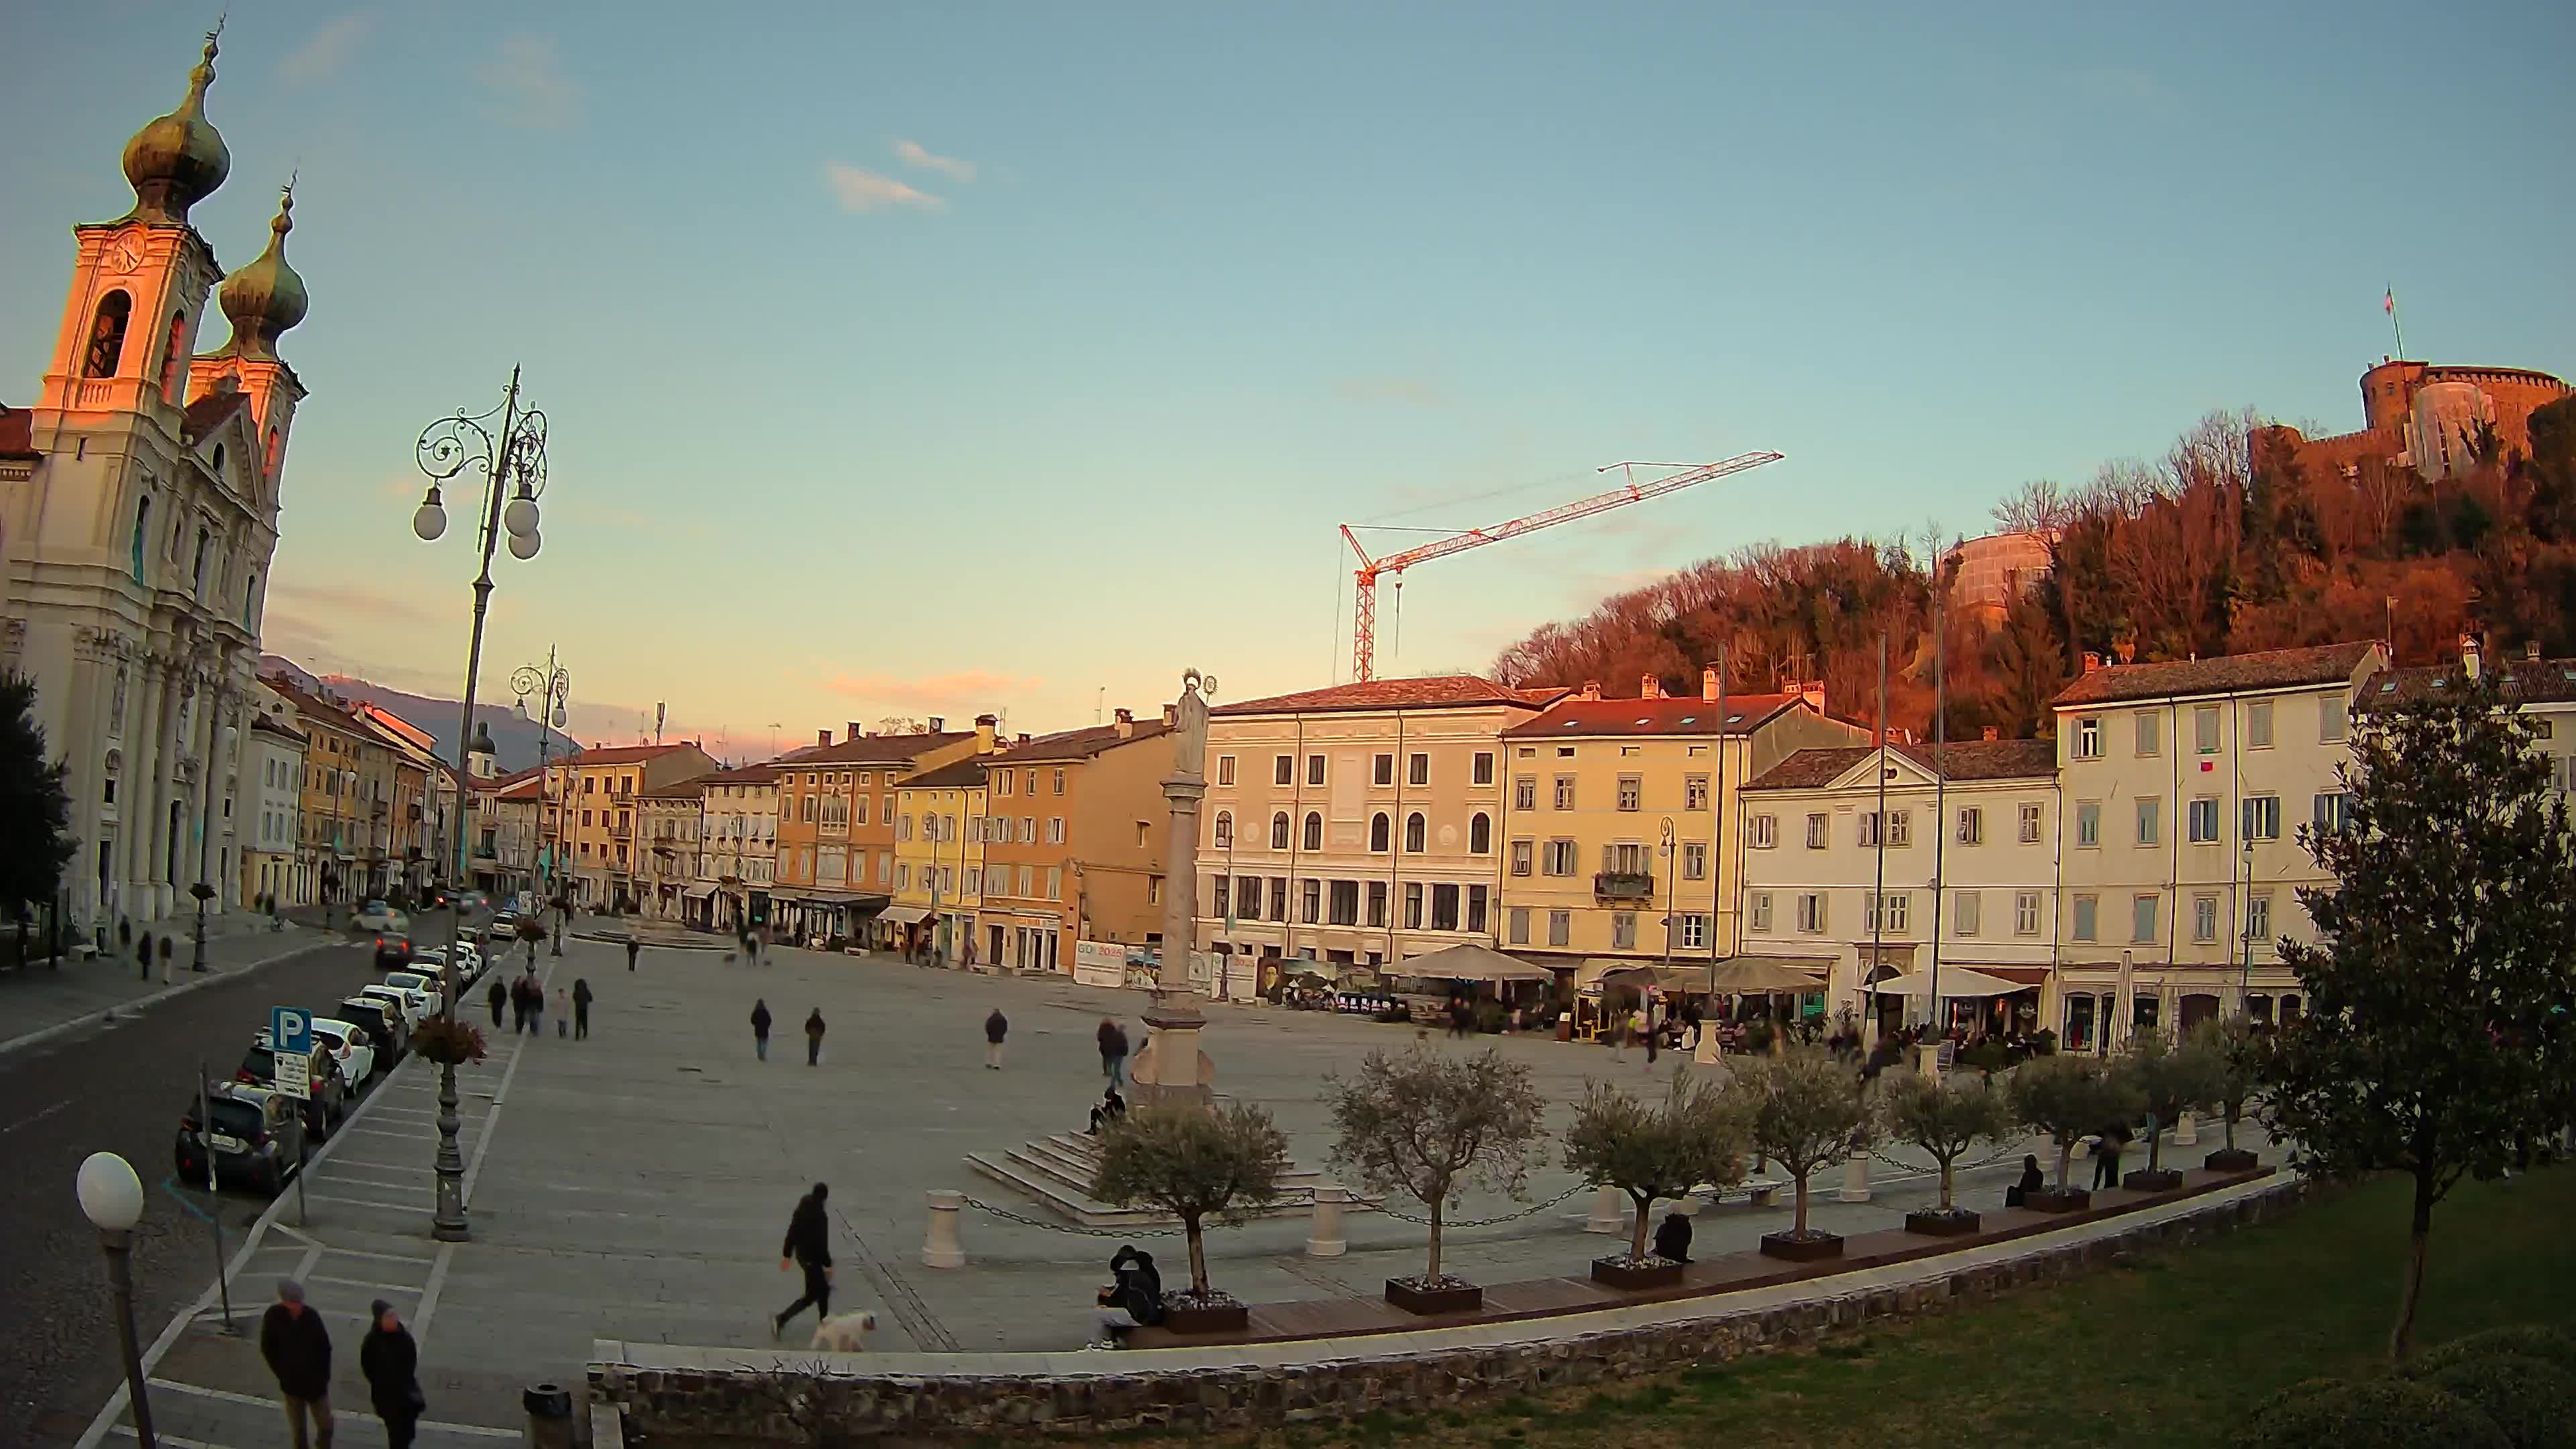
1130, 669, 1217, 1110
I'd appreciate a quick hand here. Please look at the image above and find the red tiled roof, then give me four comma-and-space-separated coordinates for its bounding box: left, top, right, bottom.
1501, 692, 1807, 739
987, 719, 1172, 762
775, 730, 973, 766
2049, 642, 2379, 708
180, 390, 250, 446
637, 773, 716, 800
568, 742, 701, 766
1214, 676, 1569, 717
2363, 657, 2576, 709
902, 758, 989, 791
248, 714, 307, 745
0, 405, 36, 460
1743, 738, 2059, 792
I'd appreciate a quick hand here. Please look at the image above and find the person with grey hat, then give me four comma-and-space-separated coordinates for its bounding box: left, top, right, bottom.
361, 1299, 425, 1449
260, 1278, 335, 1448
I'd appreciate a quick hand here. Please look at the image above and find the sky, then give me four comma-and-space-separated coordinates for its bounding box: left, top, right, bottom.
7, 2, 2571, 761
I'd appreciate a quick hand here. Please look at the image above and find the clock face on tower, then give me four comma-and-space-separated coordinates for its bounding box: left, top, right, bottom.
103, 233, 145, 276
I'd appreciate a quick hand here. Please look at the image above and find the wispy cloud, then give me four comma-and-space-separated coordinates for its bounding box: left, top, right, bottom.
269, 581, 437, 625
822, 669, 1039, 706
282, 12, 374, 83
478, 35, 578, 129
1333, 377, 1447, 408
893, 139, 975, 182
824, 163, 945, 213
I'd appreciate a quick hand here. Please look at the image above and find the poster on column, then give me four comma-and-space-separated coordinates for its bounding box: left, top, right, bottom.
1073, 940, 1127, 989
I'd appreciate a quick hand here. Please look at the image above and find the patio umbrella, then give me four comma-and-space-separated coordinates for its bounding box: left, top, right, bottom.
1590, 962, 1702, 994
1397, 943, 1553, 983
1704, 955, 1833, 994
1863, 965, 2025, 998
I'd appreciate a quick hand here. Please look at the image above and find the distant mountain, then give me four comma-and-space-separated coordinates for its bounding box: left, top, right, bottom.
258, 656, 578, 775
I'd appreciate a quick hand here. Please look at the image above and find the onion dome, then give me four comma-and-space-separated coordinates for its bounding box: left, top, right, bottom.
121, 30, 231, 225
216, 186, 308, 360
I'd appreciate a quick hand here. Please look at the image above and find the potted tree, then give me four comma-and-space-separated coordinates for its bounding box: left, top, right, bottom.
1326, 1046, 1546, 1315
2007, 1053, 2143, 1211
1089, 1103, 1289, 1334
2123, 1028, 2224, 1191
2198, 1016, 2267, 1173
1885, 1068, 2015, 1235
1562, 1072, 1749, 1288
1731, 1046, 1877, 1261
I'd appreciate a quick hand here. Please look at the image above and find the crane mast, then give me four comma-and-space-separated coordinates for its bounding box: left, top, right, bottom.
1340, 451, 1784, 682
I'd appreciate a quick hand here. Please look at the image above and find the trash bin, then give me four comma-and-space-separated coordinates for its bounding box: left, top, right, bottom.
522, 1382, 574, 1449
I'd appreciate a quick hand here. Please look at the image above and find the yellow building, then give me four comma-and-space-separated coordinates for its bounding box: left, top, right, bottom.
543, 741, 716, 910
1495, 671, 1867, 982
266, 679, 395, 905
890, 757, 988, 963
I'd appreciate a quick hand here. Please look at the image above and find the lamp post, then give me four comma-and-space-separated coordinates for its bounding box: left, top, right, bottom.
514, 653, 571, 912
77, 1151, 155, 1449
411, 367, 550, 1242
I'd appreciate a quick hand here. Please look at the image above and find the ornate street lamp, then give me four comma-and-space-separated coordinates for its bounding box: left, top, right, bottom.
513, 653, 571, 926
411, 368, 549, 1242
77, 1151, 155, 1449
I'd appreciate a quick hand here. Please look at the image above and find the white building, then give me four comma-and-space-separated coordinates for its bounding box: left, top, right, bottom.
694, 763, 777, 932
2049, 641, 2385, 1049
1738, 737, 2061, 1038
0, 34, 310, 936
239, 710, 305, 909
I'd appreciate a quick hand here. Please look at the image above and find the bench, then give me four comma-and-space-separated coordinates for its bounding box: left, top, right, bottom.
1691, 1178, 1784, 1209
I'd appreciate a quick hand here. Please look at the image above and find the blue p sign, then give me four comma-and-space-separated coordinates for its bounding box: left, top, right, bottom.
272, 1006, 311, 1057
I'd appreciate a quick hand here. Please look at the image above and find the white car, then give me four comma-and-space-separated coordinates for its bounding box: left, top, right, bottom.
381, 972, 443, 1016
306, 1017, 377, 1085
415, 942, 485, 984
350, 900, 410, 934
358, 983, 429, 1030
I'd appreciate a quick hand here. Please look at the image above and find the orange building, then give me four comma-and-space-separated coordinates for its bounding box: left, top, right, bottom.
973, 708, 1175, 974
769, 717, 989, 945
544, 741, 717, 910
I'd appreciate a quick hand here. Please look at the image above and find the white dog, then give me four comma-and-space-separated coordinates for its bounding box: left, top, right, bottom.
808, 1310, 879, 1352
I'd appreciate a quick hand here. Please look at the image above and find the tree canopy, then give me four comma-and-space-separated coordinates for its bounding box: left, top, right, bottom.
1729, 1047, 1876, 1237
1326, 1046, 1546, 1284
1091, 1102, 1290, 1299
0, 672, 74, 921
1562, 1071, 1750, 1260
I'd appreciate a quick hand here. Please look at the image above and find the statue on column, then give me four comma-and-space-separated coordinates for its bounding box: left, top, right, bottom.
1171, 669, 1213, 779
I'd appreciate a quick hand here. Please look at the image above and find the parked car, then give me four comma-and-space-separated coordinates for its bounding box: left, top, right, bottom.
174, 1084, 304, 1195
239, 1034, 347, 1133
333, 997, 409, 1064
379, 971, 441, 1018
358, 983, 427, 1032
306, 1017, 376, 1087
351, 900, 409, 933
373, 933, 413, 971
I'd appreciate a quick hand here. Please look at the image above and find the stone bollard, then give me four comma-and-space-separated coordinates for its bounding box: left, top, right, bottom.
2175, 1111, 2198, 1148
1585, 1183, 1626, 1234
1305, 1185, 1348, 1257
522, 1382, 574, 1449
922, 1189, 966, 1269
1837, 1152, 1872, 1203
1666, 1191, 1701, 1218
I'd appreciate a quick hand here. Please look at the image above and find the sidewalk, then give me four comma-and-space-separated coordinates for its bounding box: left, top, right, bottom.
0, 916, 338, 1060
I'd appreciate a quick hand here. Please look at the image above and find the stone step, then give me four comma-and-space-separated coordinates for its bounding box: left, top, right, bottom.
965, 1148, 1371, 1228
1011, 1134, 1325, 1197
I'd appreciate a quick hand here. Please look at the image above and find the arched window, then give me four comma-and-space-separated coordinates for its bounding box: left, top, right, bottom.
1213, 810, 1232, 849
130, 495, 151, 581
1405, 812, 1427, 852
1469, 812, 1492, 854
1370, 812, 1390, 852
193, 526, 210, 596
85, 290, 132, 378
211, 443, 225, 479
158, 311, 187, 398
265, 425, 282, 473
1302, 812, 1322, 851
1270, 812, 1290, 850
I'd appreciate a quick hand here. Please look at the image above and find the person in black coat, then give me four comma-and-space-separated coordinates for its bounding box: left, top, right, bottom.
1653, 1211, 1693, 1264
984, 1008, 1009, 1070
360, 1299, 425, 1449
751, 999, 773, 1061
772, 1183, 833, 1339
259, 1279, 334, 1449
1090, 1244, 1165, 1344
2007, 1152, 2045, 1208
486, 976, 506, 1029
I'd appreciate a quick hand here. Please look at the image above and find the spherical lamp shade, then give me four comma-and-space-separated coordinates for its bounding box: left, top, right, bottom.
412, 497, 447, 542
507, 528, 541, 561
76, 1151, 145, 1231
502, 494, 539, 539
551, 704, 568, 728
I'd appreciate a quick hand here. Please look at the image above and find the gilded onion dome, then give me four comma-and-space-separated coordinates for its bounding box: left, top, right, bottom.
215, 186, 308, 360
121, 29, 231, 225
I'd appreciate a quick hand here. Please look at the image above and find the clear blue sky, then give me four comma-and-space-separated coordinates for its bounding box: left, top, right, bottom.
9, 1, 2570, 758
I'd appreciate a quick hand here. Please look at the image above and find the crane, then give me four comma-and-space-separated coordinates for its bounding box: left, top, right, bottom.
1338, 451, 1784, 682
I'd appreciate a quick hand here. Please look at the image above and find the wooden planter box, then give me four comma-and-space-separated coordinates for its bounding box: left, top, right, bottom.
1385, 1278, 1483, 1316
1904, 1209, 1982, 1237
2024, 1186, 2092, 1214
1160, 1298, 1250, 1335
1590, 1256, 1684, 1290
2204, 1148, 2260, 1174
2121, 1168, 2185, 1192
1758, 1230, 1844, 1263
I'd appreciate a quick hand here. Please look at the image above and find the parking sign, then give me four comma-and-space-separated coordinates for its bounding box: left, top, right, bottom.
271, 1006, 312, 1099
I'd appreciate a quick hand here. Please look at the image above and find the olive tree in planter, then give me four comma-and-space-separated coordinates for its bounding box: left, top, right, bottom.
2008, 1052, 2143, 1211
1731, 1046, 1876, 1261
2195, 1016, 2267, 1173
1326, 1046, 1546, 1315
1884, 1069, 2015, 1235
2121, 1027, 2224, 1190
1562, 1072, 1750, 1288
1089, 1102, 1289, 1333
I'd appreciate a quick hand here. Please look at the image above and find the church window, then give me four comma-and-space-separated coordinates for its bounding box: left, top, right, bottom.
193, 527, 211, 597
158, 311, 186, 398
130, 496, 151, 582
85, 291, 132, 377
266, 426, 281, 473
211, 443, 225, 479
243, 570, 258, 628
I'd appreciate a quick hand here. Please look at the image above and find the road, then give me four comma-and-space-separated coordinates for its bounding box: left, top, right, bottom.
0, 930, 433, 1445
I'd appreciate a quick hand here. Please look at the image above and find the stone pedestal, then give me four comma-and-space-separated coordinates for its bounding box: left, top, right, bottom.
2174, 1111, 2198, 1147
1138, 674, 1218, 1111
1837, 1153, 1872, 1203
1584, 1184, 1626, 1234
1305, 1185, 1348, 1257
921, 1189, 965, 1269
1915, 1042, 1943, 1079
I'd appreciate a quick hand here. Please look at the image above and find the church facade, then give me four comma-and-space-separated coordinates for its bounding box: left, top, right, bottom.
0, 30, 312, 936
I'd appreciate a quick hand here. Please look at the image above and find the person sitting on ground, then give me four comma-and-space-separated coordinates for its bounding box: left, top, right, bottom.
1088, 1086, 1128, 1136
1089, 1244, 1165, 1346
2006, 1152, 2043, 1208
1652, 1211, 1693, 1265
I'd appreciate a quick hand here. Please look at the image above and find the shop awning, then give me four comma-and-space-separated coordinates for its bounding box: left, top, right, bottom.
682, 883, 718, 900
879, 905, 933, 926
1705, 955, 1834, 994
1393, 943, 1554, 983
1588, 961, 1705, 994
1864, 966, 2026, 998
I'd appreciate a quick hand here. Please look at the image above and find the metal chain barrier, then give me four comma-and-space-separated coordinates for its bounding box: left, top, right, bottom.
958, 1195, 1192, 1239
1373, 1182, 1587, 1229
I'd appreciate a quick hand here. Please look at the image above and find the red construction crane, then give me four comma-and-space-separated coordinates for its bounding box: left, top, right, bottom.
1339, 452, 1784, 682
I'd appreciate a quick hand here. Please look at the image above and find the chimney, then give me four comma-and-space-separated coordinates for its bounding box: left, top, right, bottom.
1580, 680, 1601, 702
1795, 680, 1826, 715
1640, 673, 1662, 700
1113, 706, 1135, 739
1701, 666, 1719, 702
2082, 651, 2102, 674
817, 729, 833, 747
2461, 633, 2481, 681
2526, 640, 2542, 663
973, 713, 998, 751
928, 716, 945, 733
1162, 703, 1177, 727
847, 722, 863, 741
1982, 726, 2000, 742
1016, 732, 1031, 745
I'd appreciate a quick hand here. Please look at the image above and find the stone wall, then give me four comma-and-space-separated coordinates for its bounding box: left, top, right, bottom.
596, 1179, 2308, 1443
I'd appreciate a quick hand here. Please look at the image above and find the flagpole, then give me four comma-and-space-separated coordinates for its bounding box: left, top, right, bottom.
2385, 285, 2404, 358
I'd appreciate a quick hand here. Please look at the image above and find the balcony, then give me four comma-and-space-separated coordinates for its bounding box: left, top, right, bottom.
1593, 871, 1654, 901
610, 824, 633, 840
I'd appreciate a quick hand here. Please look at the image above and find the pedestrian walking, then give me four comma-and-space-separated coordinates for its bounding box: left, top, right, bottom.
1642, 1003, 1658, 1065
259, 1278, 334, 1449
486, 977, 506, 1029
626, 937, 640, 972
804, 1008, 826, 1066
553, 986, 570, 1038
1098, 1018, 1129, 1085
572, 978, 593, 1040
119, 915, 132, 950
984, 1008, 1008, 1070
136, 931, 151, 982
771, 1182, 834, 1340
158, 932, 173, 983
751, 999, 773, 1060
2092, 1121, 2131, 1190
360, 1299, 425, 1449
527, 977, 547, 1038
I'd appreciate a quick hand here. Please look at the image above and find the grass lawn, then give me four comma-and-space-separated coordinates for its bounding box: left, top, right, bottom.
1189, 1168, 2575, 1449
